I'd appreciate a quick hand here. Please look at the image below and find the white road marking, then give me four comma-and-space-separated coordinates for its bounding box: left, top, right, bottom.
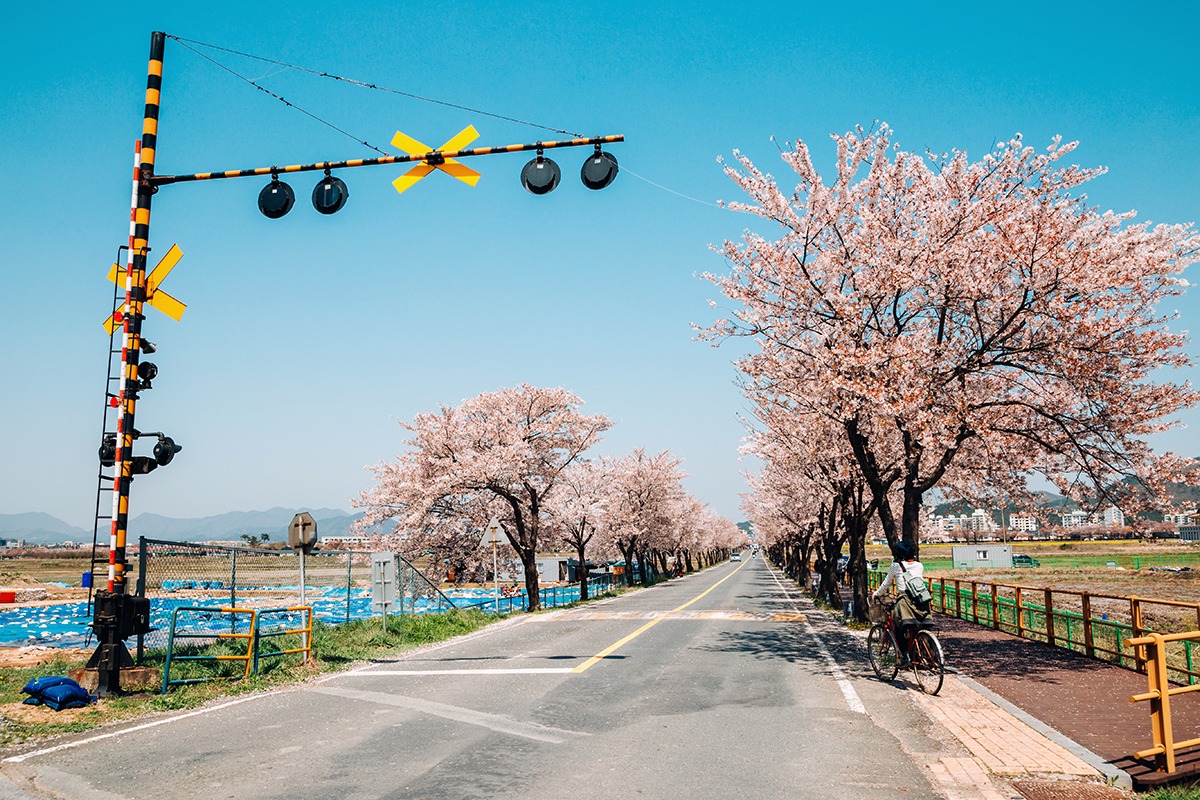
766, 565, 867, 715
2, 692, 285, 763
338, 668, 574, 676
314, 686, 588, 743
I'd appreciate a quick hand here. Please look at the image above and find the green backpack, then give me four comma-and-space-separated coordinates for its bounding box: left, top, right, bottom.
900, 562, 932, 609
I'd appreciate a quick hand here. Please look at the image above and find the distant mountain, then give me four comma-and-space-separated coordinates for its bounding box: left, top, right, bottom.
0, 508, 363, 545
0, 513, 90, 544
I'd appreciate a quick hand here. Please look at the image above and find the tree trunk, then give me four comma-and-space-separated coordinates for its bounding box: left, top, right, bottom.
636, 549, 651, 585
618, 541, 637, 586
576, 540, 590, 602
520, 548, 541, 611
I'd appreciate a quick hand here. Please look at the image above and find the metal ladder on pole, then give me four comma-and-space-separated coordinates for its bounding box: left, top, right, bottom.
87, 245, 130, 615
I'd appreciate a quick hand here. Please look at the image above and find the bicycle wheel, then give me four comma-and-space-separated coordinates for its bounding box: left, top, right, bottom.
867, 623, 899, 681
910, 630, 945, 695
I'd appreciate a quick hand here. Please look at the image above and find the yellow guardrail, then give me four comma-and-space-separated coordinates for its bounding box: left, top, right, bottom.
162, 606, 258, 693
253, 606, 313, 673
1129, 631, 1200, 774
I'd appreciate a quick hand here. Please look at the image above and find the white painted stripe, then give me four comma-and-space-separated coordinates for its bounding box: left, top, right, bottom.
3, 691, 284, 763
314, 686, 588, 744
339, 668, 573, 676
766, 565, 867, 715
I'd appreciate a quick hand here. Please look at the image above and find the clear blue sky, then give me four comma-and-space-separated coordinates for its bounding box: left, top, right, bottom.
2, 1, 1197, 531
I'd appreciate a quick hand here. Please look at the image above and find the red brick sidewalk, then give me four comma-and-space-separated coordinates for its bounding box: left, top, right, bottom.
934, 613, 1200, 789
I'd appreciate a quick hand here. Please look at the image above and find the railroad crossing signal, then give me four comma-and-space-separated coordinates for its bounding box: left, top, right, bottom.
103, 243, 187, 333
390, 125, 481, 194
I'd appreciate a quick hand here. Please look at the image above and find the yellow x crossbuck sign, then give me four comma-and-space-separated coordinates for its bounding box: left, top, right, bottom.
102, 244, 187, 333
391, 125, 481, 194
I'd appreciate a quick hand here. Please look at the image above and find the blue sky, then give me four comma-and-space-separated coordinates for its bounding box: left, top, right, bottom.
2, 2, 1197, 531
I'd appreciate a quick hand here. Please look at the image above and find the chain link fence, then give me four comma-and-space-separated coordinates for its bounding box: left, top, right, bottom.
134, 537, 456, 651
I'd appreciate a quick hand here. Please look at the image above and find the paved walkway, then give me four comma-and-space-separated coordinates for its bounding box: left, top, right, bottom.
852, 607, 1200, 796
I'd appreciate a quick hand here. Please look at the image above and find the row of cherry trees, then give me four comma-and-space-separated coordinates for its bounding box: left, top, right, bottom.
354, 384, 744, 610
704, 125, 1199, 619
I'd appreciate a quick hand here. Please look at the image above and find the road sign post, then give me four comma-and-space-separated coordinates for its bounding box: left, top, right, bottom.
288, 512, 317, 647
481, 517, 504, 613
371, 552, 398, 633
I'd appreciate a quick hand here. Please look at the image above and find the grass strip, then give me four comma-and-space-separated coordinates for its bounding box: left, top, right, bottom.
0, 608, 495, 750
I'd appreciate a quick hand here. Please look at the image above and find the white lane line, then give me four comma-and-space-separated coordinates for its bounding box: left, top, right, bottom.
338, 668, 574, 676
2, 691, 285, 763
766, 565, 867, 715
324, 613, 537, 682
314, 686, 588, 744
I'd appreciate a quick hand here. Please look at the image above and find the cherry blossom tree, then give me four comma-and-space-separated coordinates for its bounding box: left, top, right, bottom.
706, 125, 1200, 554
544, 459, 611, 601
354, 384, 611, 610
602, 449, 689, 585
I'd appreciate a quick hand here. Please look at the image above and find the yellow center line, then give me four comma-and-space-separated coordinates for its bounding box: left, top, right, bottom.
571, 561, 749, 673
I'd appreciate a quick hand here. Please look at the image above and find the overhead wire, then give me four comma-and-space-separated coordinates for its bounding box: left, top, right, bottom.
169, 37, 390, 156
165, 34, 732, 211
165, 34, 582, 140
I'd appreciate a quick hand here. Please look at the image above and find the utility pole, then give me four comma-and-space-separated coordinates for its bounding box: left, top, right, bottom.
86, 31, 165, 696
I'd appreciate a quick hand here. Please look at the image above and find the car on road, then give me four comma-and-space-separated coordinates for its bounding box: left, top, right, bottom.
731, 552, 742, 562
1012, 554, 1040, 568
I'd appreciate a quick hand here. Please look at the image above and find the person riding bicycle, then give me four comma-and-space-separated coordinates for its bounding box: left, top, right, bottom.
871, 541, 930, 663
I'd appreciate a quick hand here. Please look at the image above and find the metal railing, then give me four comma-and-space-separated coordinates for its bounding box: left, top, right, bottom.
868, 570, 1200, 680
136, 538, 456, 651
252, 606, 313, 674
1129, 631, 1200, 774
161, 605, 258, 692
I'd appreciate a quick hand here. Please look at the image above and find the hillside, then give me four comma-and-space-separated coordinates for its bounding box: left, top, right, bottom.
0, 508, 364, 545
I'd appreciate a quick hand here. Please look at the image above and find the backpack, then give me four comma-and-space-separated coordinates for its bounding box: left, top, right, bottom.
899, 561, 932, 610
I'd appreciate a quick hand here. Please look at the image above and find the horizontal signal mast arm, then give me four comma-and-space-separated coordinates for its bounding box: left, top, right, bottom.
149, 134, 625, 186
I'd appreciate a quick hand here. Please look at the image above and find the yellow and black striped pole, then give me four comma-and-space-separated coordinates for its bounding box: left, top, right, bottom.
89, 31, 164, 695
109, 30, 162, 595
148, 134, 626, 186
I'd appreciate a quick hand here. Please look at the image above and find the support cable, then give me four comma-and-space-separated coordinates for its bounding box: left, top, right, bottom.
166, 34, 583, 141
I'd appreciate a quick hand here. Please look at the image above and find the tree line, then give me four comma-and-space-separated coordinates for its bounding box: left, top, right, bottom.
354, 384, 745, 610
701, 126, 1200, 620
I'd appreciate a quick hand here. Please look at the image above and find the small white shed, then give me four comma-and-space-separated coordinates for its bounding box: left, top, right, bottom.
951, 544, 1012, 570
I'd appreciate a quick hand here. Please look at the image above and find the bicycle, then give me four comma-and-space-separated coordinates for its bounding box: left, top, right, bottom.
866, 597, 945, 695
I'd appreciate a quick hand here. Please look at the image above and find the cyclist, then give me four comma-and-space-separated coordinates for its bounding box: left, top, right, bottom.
871, 541, 929, 664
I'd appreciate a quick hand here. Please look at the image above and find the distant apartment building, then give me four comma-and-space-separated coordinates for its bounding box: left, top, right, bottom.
931, 509, 998, 536
1100, 505, 1125, 528
1057, 505, 1125, 530
1009, 514, 1038, 533
1060, 509, 1088, 528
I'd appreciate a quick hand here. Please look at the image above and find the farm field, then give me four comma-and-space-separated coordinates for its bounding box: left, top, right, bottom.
868, 540, 1200, 606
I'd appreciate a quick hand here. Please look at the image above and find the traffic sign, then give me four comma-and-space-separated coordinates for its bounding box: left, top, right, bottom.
288, 512, 318, 553
390, 126, 481, 194
480, 516, 504, 546
103, 243, 188, 332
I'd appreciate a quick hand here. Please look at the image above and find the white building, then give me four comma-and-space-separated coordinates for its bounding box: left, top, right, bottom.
1009, 515, 1038, 533
1100, 506, 1125, 528
969, 509, 997, 532
1061, 509, 1088, 528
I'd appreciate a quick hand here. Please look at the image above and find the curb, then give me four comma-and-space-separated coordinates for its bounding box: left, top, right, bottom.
955, 674, 1133, 791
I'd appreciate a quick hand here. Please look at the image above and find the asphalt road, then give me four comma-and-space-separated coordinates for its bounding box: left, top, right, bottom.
0, 558, 952, 799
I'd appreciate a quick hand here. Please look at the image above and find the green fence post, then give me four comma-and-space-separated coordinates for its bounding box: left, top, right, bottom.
1188, 640, 1195, 686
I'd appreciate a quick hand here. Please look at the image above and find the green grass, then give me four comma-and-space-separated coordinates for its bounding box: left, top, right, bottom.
0, 608, 497, 750
1140, 782, 1200, 799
